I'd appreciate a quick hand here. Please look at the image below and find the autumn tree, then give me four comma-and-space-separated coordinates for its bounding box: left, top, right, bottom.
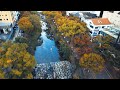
73, 33, 92, 56
29, 14, 41, 30
0, 41, 36, 79
14, 37, 28, 43
80, 53, 105, 73
60, 11, 66, 16
92, 35, 113, 50
30, 11, 38, 15
68, 15, 81, 23
18, 17, 33, 35
21, 11, 31, 17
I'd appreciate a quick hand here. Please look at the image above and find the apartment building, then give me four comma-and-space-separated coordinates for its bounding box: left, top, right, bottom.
0, 11, 19, 29
86, 18, 113, 37
102, 11, 120, 28
0, 11, 19, 34
66, 11, 101, 17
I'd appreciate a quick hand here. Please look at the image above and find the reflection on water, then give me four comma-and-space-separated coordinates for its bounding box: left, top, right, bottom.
34, 15, 60, 64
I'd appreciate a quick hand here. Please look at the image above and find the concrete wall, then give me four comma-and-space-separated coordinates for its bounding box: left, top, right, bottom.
0, 11, 19, 28
102, 11, 120, 27
0, 11, 13, 26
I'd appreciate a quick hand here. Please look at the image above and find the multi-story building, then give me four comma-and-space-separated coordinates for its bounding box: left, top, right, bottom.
102, 11, 120, 28
86, 18, 113, 37
0, 11, 19, 34
66, 11, 101, 17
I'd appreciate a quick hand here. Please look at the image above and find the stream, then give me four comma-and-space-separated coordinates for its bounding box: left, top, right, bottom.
34, 14, 60, 64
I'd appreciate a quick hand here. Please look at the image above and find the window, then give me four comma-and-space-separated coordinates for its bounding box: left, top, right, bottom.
102, 26, 105, 28
5, 15, 7, 16
98, 31, 101, 34
90, 25, 93, 28
2, 15, 3, 16
0, 19, 2, 21
89, 31, 92, 34
109, 11, 114, 13
118, 12, 120, 15
95, 27, 98, 29
6, 19, 8, 20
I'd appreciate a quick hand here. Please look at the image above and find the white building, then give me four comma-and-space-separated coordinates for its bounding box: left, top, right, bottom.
66, 11, 100, 17
100, 27, 120, 44
86, 18, 113, 37
0, 11, 19, 34
102, 11, 120, 28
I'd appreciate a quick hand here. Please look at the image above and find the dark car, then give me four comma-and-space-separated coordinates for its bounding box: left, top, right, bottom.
13, 27, 17, 30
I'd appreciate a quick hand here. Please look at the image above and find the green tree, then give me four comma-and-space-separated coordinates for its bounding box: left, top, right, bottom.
79, 53, 105, 73
92, 35, 112, 50
0, 41, 36, 79
29, 14, 41, 30
59, 43, 71, 60
14, 37, 28, 43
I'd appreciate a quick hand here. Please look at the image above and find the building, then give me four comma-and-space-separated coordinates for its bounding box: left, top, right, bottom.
86, 18, 113, 37
102, 11, 120, 28
0, 11, 19, 34
79, 12, 98, 23
100, 27, 120, 44
66, 11, 100, 17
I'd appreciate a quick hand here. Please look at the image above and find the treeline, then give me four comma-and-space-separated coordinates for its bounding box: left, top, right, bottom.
0, 11, 41, 79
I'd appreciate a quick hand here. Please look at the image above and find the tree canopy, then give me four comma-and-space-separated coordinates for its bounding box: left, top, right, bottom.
0, 41, 36, 79
80, 53, 105, 73
18, 17, 33, 34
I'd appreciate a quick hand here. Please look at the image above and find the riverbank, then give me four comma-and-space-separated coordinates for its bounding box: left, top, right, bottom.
42, 14, 84, 79
34, 61, 73, 79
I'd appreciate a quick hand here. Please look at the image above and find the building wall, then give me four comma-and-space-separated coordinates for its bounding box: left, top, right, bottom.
0, 11, 19, 28
102, 11, 120, 27
0, 11, 13, 26
86, 20, 113, 37
66, 11, 101, 17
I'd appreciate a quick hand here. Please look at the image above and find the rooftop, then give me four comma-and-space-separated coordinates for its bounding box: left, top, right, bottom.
101, 27, 120, 39
82, 12, 97, 19
91, 18, 111, 25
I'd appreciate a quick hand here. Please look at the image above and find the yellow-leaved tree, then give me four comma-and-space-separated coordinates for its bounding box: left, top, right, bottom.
79, 53, 105, 73
18, 17, 33, 34
0, 41, 36, 79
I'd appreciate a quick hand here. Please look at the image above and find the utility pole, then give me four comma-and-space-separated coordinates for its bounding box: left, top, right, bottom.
99, 11, 104, 18
115, 31, 120, 45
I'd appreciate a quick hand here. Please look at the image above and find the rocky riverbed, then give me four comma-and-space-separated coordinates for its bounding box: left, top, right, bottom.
34, 61, 74, 79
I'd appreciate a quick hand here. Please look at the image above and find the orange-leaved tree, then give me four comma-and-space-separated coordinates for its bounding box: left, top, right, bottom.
18, 17, 33, 35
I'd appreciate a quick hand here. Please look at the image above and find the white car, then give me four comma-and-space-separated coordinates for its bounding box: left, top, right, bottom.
3, 29, 8, 34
